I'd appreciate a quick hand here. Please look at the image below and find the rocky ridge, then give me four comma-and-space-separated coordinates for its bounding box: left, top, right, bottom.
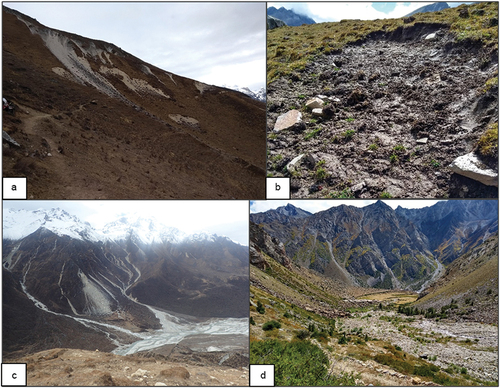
250, 200, 498, 290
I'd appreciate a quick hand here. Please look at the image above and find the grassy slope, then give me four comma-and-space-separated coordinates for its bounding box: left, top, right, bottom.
414, 234, 499, 320
267, 2, 498, 84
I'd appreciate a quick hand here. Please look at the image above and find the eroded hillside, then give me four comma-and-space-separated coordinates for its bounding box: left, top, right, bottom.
250, 211, 499, 386
2, 6, 266, 199
267, 3, 498, 198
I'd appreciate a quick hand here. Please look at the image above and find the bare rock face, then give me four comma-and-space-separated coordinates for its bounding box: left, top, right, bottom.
449, 152, 499, 187
250, 222, 292, 270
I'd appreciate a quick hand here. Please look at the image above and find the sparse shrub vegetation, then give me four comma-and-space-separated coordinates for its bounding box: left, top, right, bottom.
380, 192, 393, 198
262, 320, 281, 331
315, 167, 327, 181
342, 129, 356, 139
304, 127, 322, 140
256, 300, 265, 314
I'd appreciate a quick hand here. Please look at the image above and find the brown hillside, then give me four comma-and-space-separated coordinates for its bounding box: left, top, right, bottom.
2, 6, 265, 199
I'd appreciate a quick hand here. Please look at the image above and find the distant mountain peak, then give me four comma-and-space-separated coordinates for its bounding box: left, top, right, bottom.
223, 84, 266, 102
275, 203, 312, 218
3, 207, 102, 242
405, 2, 449, 17
267, 6, 316, 27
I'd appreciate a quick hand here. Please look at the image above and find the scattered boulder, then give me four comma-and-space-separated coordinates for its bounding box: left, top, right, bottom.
449, 152, 498, 187
286, 154, 305, 173
273, 110, 305, 132
416, 137, 428, 144
312, 108, 323, 116
159, 366, 190, 380
305, 97, 323, 110
131, 368, 148, 378
94, 372, 115, 386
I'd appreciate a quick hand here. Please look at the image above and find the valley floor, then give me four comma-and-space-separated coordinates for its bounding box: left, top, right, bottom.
250, 287, 498, 386
337, 310, 498, 384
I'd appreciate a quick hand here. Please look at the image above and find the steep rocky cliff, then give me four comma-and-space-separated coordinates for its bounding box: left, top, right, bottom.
250, 200, 498, 290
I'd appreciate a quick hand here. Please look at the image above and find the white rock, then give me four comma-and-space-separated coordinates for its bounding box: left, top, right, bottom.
312, 108, 323, 116
274, 110, 303, 132
449, 152, 498, 186
131, 368, 148, 378
425, 33, 436, 40
305, 97, 323, 110
155, 383, 167, 386
286, 154, 305, 173
416, 137, 428, 144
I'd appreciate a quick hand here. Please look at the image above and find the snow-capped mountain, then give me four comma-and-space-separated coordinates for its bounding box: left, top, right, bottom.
3, 208, 231, 246
3, 206, 249, 358
224, 85, 266, 102
101, 213, 187, 245
3, 207, 102, 242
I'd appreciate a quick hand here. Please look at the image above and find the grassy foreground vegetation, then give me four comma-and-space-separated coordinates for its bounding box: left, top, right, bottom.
250, 340, 357, 386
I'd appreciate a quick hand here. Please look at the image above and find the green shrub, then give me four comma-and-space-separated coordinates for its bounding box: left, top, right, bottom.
294, 330, 310, 340
250, 316, 256, 325
338, 334, 349, 345
343, 129, 356, 139
256, 300, 266, 314
250, 339, 357, 386
315, 167, 327, 181
262, 320, 282, 331
304, 127, 322, 140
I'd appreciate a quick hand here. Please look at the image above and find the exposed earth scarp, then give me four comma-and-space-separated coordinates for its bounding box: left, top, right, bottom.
267, 10, 499, 198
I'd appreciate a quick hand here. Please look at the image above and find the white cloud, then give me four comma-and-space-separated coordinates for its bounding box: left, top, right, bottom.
3, 200, 249, 246
268, 2, 435, 23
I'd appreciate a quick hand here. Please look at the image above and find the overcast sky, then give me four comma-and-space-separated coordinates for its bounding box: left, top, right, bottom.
250, 200, 441, 214
4, 2, 266, 91
3, 201, 249, 246
267, 2, 468, 23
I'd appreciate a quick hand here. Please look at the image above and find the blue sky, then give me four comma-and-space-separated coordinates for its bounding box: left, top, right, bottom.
4, 2, 265, 91
268, 2, 468, 23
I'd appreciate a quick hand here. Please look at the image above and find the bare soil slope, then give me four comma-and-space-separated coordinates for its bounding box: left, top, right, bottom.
2, 6, 265, 199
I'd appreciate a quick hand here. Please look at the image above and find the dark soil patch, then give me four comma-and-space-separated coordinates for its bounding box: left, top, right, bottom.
267, 28, 498, 198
